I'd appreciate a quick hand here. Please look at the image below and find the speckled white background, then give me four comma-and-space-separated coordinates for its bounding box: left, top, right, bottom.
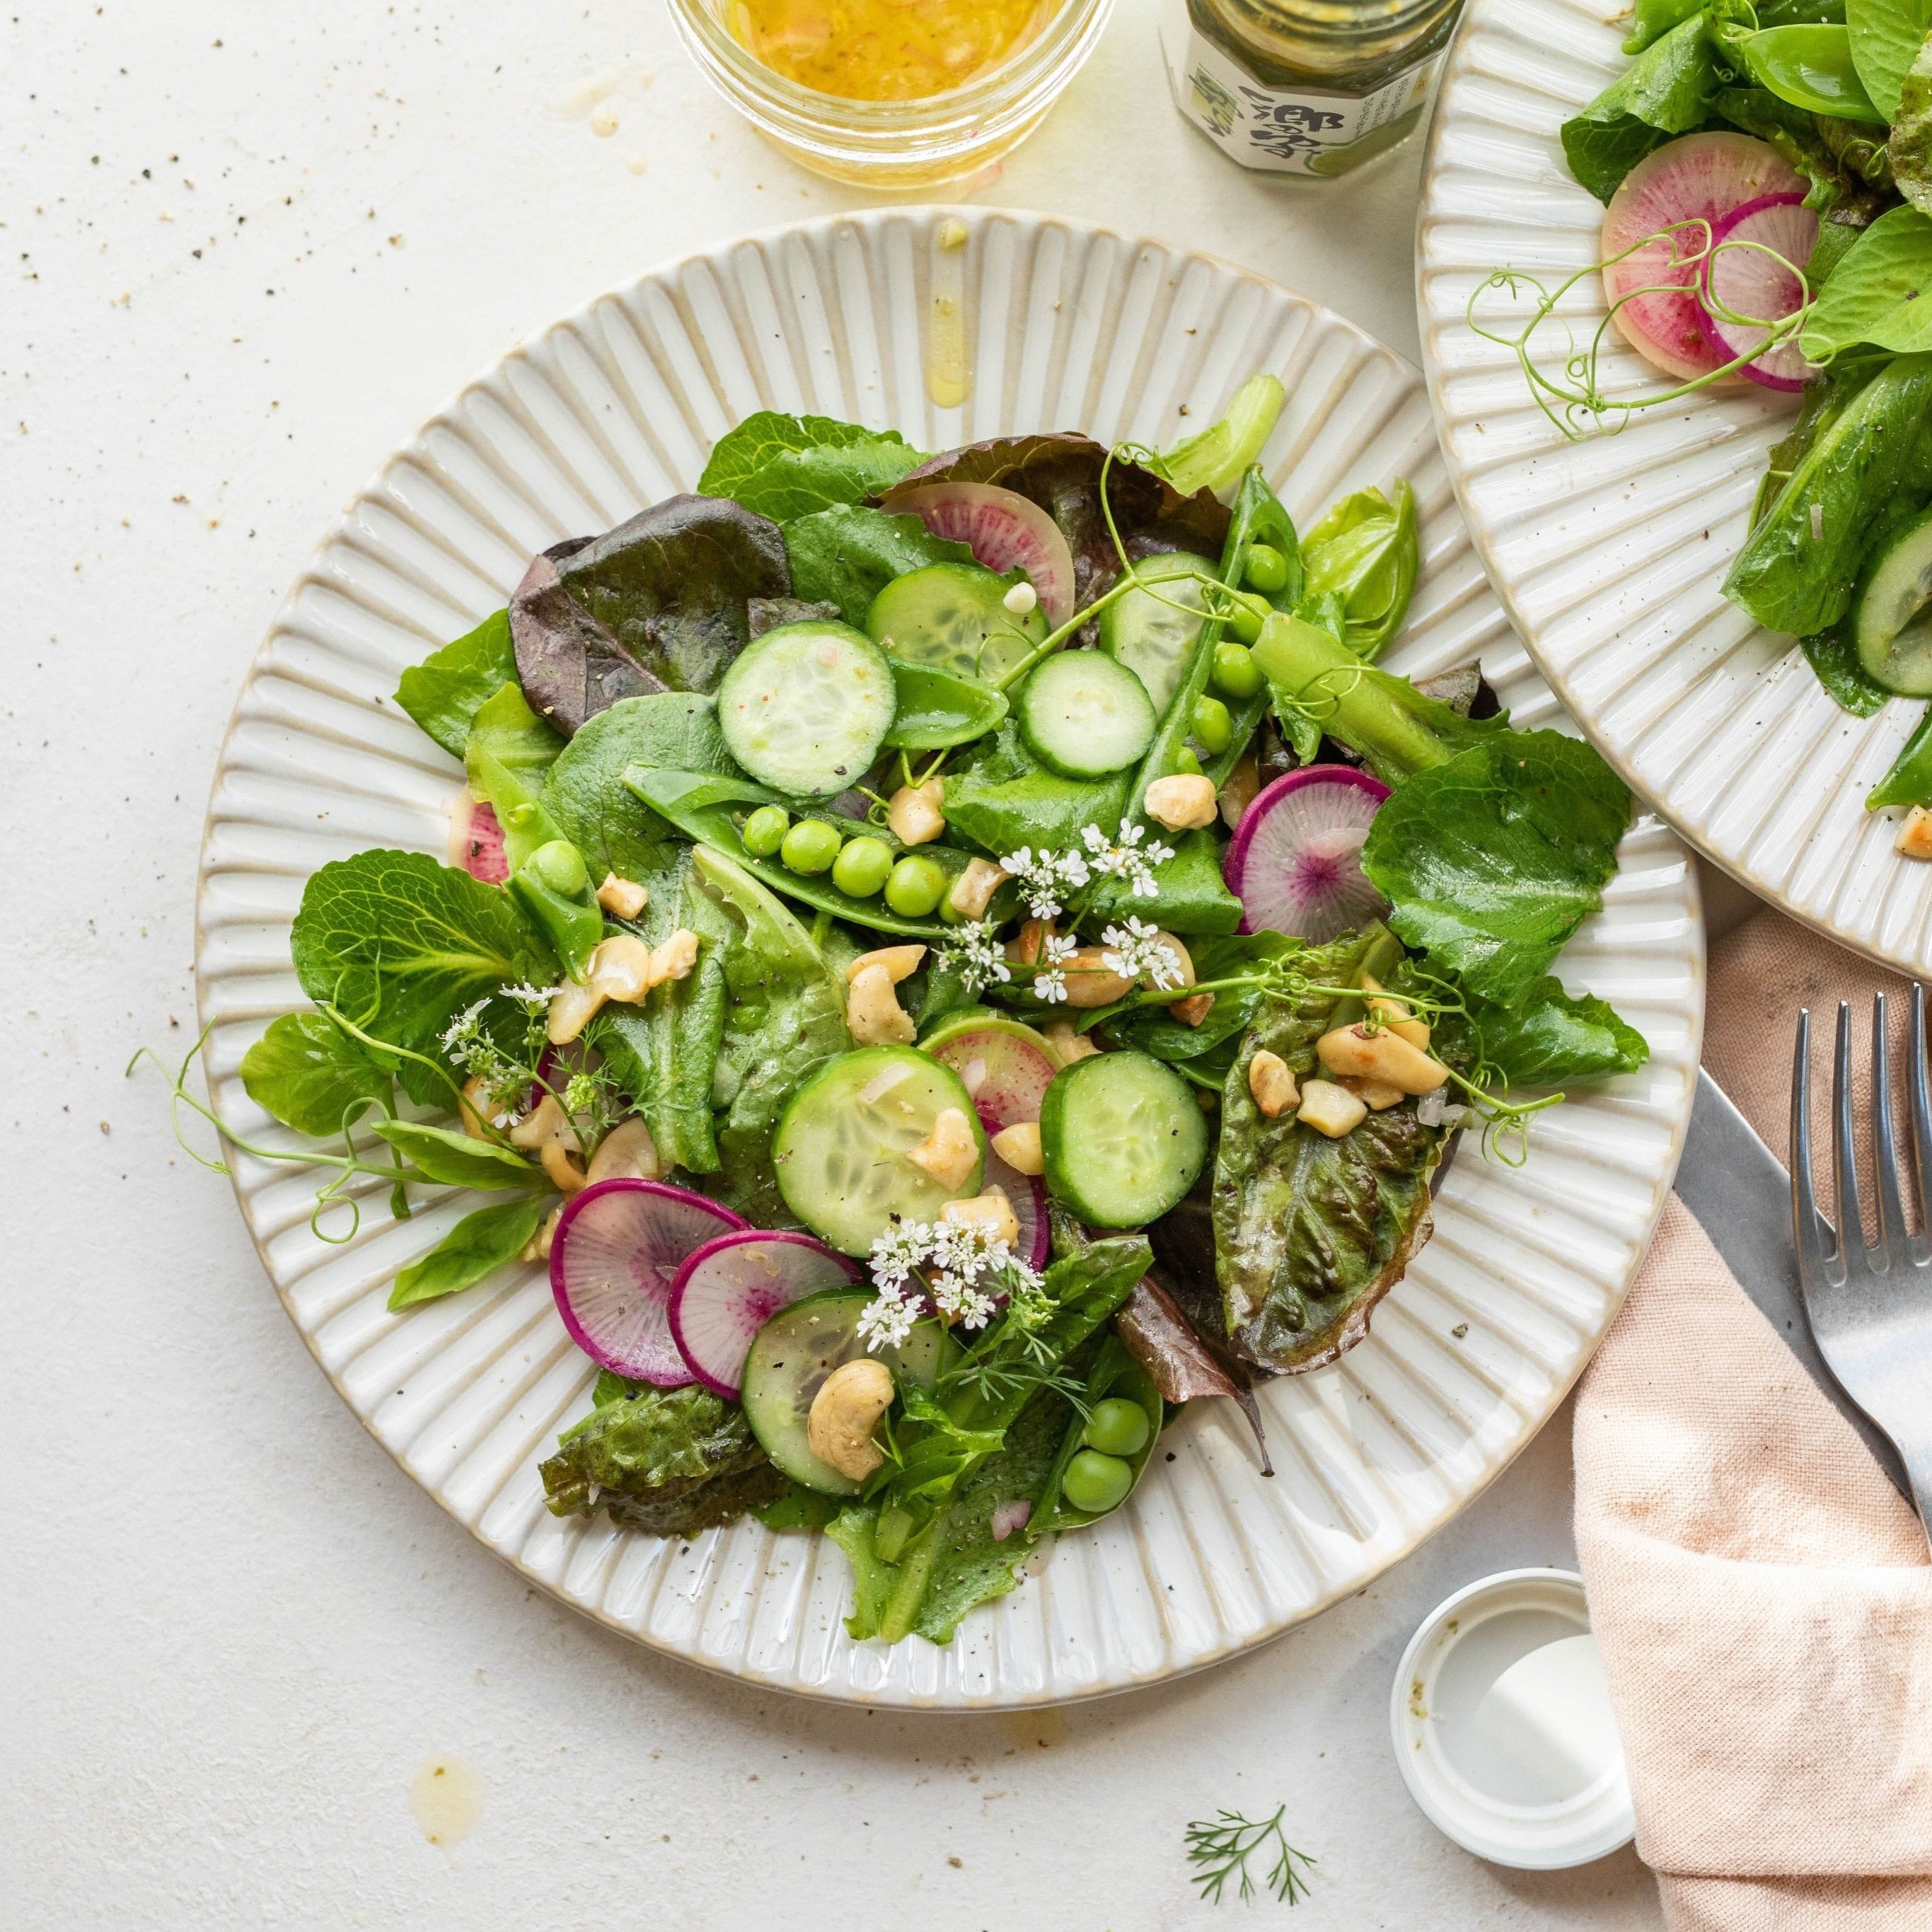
4, 0, 1669, 1923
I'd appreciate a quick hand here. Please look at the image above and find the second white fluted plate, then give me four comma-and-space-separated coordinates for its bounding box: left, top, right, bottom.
196, 208, 1701, 1706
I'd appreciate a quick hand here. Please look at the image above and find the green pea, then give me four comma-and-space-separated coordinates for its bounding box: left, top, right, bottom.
1226, 590, 1272, 644
743, 805, 789, 857
1061, 1448, 1135, 1516
780, 819, 843, 876
1212, 640, 1264, 700
1171, 746, 1203, 777
1191, 695, 1233, 756
1082, 1397, 1151, 1459
884, 854, 946, 917
528, 838, 589, 898
1244, 543, 1290, 594
832, 835, 895, 898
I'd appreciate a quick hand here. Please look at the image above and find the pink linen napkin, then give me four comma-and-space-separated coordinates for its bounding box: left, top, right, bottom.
1573, 908, 1932, 1931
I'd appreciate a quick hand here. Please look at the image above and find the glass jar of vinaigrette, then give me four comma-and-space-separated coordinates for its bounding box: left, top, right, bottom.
1161, 0, 1462, 180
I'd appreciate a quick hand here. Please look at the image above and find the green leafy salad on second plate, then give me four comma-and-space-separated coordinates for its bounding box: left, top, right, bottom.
1475, 0, 1932, 843
220, 378, 1649, 1648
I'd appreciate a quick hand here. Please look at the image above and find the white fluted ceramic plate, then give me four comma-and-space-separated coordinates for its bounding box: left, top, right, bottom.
196, 209, 1701, 1708
1418, 0, 1932, 973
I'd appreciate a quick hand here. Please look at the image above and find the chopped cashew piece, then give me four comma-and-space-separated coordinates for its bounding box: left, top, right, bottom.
906, 1105, 978, 1191
521, 1204, 564, 1264
596, 872, 649, 920
1341, 1075, 1406, 1111
845, 961, 916, 1046
546, 930, 702, 1042
1247, 1048, 1300, 1118
940, 1186, 1020, 1249
845, 944, 926, 985
586, 1116, 661, 1185
1042, 1019, 1101, 1069
1315, 1022, 1450, 1096
648, 929, 700, 986
589, 933, 659, 1003
1151, 932, 1213, 1026
540, 1138, 589, 1194
948, 856, 1009, 920
459, 1075, 498, 1140
1061, 946, 1137, 1007
887, 779, 946, 847
989, 1121, 1044, 1175
509, 1094, 580, 1155
547, 977, 606, 1046
1220, 751, 1260, 831
806, 1358, 895, 1481
1358, 973, 1430, 1051
1007, 919, 1047, 968
1898, 806, 1932, 859
1143, 773, 1219, 833
1297, 1077, 1368, 1138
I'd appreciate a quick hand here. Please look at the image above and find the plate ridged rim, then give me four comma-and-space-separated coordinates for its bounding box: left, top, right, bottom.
194, 206, 1702, 1708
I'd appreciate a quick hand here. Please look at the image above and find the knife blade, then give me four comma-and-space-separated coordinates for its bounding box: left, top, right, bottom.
1678, 1069, 1909, 1497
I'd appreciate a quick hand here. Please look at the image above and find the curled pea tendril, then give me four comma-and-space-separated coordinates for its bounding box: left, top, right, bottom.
1469, 218, 1816, 443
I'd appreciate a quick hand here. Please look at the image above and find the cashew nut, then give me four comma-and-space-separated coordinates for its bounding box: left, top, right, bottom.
1247, 1048, 1299, 1119
649, 929, 700, 987
845, 944, 925, 985
548, 930, 702, 1043
596, 872, 649, 920
1152, 932, 1214, 1027
887, 779, 946, 847
1899, 806, 1932, 858
520, 1203, 564, 1263
510, 1094, 588, 1193
948, 857, 1009, 920
940, 1186, 1020, 1248
459, 1074, 504, 1140
1060, 947, 1136, 1007
1358, 973, 1430, 1051
806, 1358, 896, 1481
1041, 1019, 1101, 1069
586, 1116, 661, 1185
1297, 1077, 1367, 1138
990, 1121, 1044, 1175
1341, 1075, 1406, 1111
1219, 751, 1260, 831
906, 1105, 978, 1191
845, 961, 916, 1047
1006, 918, 1047, 969
1143, 773, 1218, 833
546, 978, 606, 1046
1316, 1023, 1449, 1096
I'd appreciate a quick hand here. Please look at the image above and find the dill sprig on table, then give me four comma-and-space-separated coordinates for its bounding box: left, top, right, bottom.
1184, 1805, 1317, 1905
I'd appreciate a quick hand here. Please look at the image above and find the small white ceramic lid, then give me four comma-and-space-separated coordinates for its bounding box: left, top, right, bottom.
1389, 1568, 1635, 1870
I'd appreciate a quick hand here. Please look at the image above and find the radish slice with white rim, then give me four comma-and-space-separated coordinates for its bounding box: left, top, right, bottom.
980, 1114, 1051, 1273
1600, 132, 1805, 382
668, 1230, 861, 1400
549, 1179, 748, 1385
1698, 193, 1818, 393
885, 481, 1078, 627
1224, 764, 1392, 942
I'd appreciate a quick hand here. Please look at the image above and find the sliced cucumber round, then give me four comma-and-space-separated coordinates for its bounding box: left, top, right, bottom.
772, 1045, 987, 1254
1039, 1050, 1207, 1229
867, 562, 1046, 686
1017, 650, 1157, 779
741, 1289, 949, 1496
1855, 507, 1932, 696
1097, 550, 1216, 715
715, 620, 896, 797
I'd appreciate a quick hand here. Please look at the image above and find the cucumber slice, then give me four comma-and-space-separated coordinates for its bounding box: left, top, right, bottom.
1017, 651, 1157, 779
867, 562, 1046, 686
715, 620, 896, 797
1039, 1050, 1207, 1228
773, 1045, 987, 1254
1856, 507, 1932, 695
741, 1289, 948, 1496
1097, 550, 1216, 715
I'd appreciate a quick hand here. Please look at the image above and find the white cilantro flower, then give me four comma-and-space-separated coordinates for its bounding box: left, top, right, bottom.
1032, 932, 1077, 1005
499, 982, 560, 1015
935, 920, 1012, 997
857, 1283, 919, 1353
1101, 915, 1184, 990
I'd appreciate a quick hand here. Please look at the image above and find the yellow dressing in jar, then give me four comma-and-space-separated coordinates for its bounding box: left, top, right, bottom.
727, 0, 1061, 100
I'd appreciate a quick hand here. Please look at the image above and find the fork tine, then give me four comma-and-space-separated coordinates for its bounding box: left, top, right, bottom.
1834, 1000, 1863, 1268
1873, 992, 1907, 1267
1911, 985, 1932, 1248
1791, 1008, 1834, 1285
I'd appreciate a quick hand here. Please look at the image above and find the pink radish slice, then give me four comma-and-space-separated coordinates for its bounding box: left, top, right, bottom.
448, 793, 509, 884
668, 1230, 860, 1399
1698, 194, 1818, 393
549, 1179, 748, 1385
980, 1111, 1051, 1272
1224, 764, 1392, 942
1601, 133, 1805, 382
990, 1499, 1032, 1542
884, 481, 1078, 627
926, 1022, 1057, 1133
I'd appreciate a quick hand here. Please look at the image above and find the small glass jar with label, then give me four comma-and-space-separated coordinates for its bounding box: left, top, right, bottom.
1161, 0, 1462, 181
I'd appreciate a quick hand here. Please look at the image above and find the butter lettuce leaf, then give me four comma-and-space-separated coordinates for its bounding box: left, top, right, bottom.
395, 610, 519, 758
783, 504, 975, 624
698, 412, 927, 521
1422, 970, 1651, 1086
1361, 731, 1631, 1008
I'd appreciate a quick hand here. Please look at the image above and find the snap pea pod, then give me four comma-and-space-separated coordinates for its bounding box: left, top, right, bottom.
1868, 705, 1932, 806
1735, 25, 1887, 122
1029, 1335, 1164, 1534
465, 743, 604, 978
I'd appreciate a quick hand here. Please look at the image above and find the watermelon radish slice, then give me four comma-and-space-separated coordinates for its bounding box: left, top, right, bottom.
981, 1120, 1051, 1273
1224, 764, 1392, 942
668, 1230, 861, 1400
1601, 133, 1805, 382
447, 792, 509, 884
549, 1179, 747, 1385
885, 481, 1078, 627
922, 1015, 1057, 1131
1697, 194, 1818, 393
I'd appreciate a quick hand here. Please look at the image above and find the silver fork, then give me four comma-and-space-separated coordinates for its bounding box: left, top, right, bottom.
1791, 989, 1932, 1549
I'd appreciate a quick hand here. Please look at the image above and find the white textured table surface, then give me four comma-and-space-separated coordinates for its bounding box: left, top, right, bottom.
4, 1, 1665, 1924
